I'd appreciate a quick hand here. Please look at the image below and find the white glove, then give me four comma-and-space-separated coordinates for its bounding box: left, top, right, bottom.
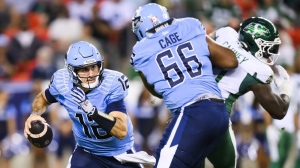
274, 65, 292, 97
71, 87, 95, 115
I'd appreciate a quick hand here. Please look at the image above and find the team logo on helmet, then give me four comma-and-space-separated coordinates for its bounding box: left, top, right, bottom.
132, 16, 143, 30
244, 23, 270, 37
132, 7, 143, 31
150, 16, 158, 23
148, 14, 161, 26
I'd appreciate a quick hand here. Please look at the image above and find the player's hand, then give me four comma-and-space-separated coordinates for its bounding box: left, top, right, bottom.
71, 87, 95, 115
274, 65, 292, 97
24, 113, 46, 139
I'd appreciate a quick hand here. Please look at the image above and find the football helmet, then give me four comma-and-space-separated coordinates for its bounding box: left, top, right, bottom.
238, 17, 281, 65
65, 41, 104, 89
132, 3, 171, 41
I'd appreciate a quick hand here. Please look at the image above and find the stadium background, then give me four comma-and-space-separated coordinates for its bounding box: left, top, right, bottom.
0, 0, 300, 168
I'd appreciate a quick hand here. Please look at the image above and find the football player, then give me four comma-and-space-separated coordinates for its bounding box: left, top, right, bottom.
131, 3, 238, 167
24, 41, 155, 167
204, 17, 291, 168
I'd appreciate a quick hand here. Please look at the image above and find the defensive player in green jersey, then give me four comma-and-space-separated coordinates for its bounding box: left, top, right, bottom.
204, 17, 292, 168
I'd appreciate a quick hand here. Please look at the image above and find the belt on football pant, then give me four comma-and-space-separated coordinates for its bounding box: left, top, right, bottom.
193, 93, 225, 104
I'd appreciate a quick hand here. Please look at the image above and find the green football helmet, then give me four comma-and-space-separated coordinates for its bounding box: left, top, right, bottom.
238, 17, 281, 65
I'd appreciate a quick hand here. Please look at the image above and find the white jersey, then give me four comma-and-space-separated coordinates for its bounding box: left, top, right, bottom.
213, 27, 274, 113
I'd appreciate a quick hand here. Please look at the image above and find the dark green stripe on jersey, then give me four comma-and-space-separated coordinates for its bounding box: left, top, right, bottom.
216, 71, 228, 83
239, 73, 260, 93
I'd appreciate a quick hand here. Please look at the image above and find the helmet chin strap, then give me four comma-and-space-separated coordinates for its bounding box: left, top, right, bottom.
80, 76, 100, 89
254, 52, 277, 65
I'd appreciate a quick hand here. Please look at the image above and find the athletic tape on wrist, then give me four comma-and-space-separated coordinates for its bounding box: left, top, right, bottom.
31, 112, 40, 116
90, 108, 116, 133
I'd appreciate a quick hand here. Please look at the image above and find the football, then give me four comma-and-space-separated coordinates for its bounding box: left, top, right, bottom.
27, 120, 53, 148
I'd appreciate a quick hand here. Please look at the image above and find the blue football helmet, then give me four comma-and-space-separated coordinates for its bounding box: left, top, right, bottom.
132, 3, 170, 41
65, 41, 104, 89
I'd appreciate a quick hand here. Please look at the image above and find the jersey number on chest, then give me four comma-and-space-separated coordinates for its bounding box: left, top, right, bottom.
76, 113, 112, 139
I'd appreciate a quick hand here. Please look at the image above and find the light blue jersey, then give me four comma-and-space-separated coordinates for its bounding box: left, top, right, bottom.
48, 68, 134, 156
131, 18, 221, 111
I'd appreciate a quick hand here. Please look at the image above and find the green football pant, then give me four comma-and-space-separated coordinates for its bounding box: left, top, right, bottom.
294, 155, 300, 168
267, 130, 292, 168
200, 124, 237, 168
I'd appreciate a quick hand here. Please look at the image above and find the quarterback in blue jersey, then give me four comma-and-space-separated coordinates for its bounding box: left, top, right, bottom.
130, 3, 238, 168
24, 41, 155, 168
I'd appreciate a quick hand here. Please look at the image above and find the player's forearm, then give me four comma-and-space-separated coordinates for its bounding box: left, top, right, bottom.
110, 117, 128, 140
32, 91, 50, 115
275, 94, 290, 116
264, 94, 289, 119
278, 94, 290, 112
206, 35, 238, 69
251, 83, 289, 119
90, 110, 128, 140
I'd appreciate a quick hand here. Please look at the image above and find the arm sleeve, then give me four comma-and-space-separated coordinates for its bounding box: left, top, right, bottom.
106, 99, 126, 114
45, 88, 58, 103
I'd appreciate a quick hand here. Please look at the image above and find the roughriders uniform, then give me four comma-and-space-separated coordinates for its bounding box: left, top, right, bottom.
214, 27, 274, 113
207, 27, 274, 168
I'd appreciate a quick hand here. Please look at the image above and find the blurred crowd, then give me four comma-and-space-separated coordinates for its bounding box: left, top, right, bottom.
0, 0, 300, 168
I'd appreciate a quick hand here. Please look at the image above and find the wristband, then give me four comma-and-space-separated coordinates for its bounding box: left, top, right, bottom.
31, 112, 40, 116
90, 108, 116, 133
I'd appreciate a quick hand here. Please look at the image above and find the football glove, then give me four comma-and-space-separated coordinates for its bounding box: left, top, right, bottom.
274, 65, 292, 97
71, 87, 95, 115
